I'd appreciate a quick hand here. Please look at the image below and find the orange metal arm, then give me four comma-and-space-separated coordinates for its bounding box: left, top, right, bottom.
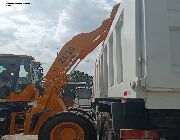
45, 4, 120, 91
45, 19, 110, 89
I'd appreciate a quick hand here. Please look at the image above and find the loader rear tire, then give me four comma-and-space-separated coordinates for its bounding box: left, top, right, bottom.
38, 112, 97, 140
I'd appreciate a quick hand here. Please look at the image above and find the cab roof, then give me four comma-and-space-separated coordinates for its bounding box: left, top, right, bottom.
0, 54, 35, 60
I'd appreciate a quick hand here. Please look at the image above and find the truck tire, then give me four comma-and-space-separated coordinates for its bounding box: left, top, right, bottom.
98, 117, 105, 140
97, 112, 113, 140
99, 117, 114, 140
103, 120, 114, 140
38, 112, 97, 140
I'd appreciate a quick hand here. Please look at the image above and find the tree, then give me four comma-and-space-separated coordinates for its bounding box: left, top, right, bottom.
69, 70, 93, 84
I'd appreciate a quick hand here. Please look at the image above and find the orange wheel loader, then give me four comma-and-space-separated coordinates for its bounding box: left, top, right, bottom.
0, 4, 119, 140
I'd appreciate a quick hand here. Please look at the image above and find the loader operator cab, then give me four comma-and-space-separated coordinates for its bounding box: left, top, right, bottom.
0, 54, 43, 99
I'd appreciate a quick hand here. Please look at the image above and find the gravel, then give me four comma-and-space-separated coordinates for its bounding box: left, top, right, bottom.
2, 134, 38, 140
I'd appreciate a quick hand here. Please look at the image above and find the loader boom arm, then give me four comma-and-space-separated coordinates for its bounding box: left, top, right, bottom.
45, 4, 120, 91
45, 19, 111, 90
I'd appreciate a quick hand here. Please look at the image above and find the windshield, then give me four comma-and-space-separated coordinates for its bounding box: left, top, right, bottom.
0, 64, 16, 75
0, 58, 31, 92
0, 66, 6, 73
0, 56, 42, 96
14, 59, 31, 93
0, 63, 17, 98
76, 88, 91, 99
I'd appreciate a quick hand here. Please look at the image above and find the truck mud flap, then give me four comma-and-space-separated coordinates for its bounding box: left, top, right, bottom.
111, 101, 152, 131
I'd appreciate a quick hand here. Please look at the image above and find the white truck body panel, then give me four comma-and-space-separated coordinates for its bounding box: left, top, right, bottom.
93, 0, 180, 109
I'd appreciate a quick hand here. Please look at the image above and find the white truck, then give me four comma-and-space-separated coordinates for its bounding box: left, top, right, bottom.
93, 0, 180, 139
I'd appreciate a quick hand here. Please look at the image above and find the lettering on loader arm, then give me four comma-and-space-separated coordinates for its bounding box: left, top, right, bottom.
59, 46, 76, 64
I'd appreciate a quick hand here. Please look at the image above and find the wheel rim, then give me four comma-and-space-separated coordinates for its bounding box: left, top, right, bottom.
50, 122, 84, 140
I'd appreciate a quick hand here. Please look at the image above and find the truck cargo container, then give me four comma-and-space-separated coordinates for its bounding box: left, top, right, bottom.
93, 0, 180, 139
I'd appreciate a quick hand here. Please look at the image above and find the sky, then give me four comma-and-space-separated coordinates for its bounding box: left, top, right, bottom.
0, 0, 119, 75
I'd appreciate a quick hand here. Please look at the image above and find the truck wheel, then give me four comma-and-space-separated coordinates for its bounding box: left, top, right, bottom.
98, 113, 114, 140
98, 117, 105, 140
38, 112, 97, 140
103, 120, 114, 140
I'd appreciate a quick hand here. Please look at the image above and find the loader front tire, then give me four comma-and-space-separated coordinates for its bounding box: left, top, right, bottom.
38, 112, 97, 140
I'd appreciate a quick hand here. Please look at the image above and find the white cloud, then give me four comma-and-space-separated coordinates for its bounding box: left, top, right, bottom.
0, 0, 119, 75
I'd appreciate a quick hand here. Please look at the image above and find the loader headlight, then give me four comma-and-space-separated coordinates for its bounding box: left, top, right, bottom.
28, 101, 37, 107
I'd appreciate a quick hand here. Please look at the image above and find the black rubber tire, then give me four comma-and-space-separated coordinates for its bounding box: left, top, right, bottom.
38, 112, 97, 140
103, 120, 114, 140
99, 117, 114, 140
98, 117, 105, 140
68, 107, 95, 122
